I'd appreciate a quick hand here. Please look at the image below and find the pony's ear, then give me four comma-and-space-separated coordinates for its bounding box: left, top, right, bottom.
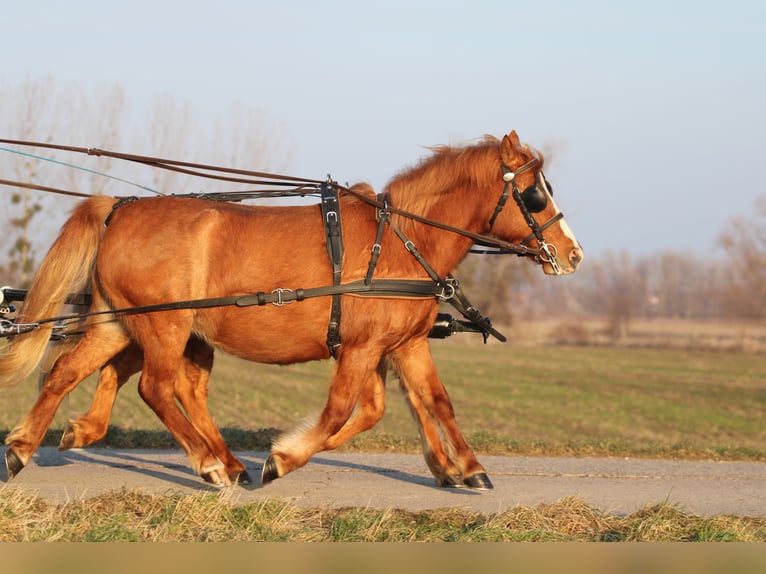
501, 131, 521, 161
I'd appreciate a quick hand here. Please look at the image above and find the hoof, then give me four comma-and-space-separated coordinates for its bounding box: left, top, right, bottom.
230, 470, 254, 485
5, 449, 25, 480
261, 455, 280, 484
463, 472, 494, 490
201, 469, 229, 488
58, 427, 76, 451
438, 474, 465, 488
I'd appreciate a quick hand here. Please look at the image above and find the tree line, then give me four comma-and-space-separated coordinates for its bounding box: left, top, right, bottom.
1, 78, 764, 329
458, 195, 766, 335
0, 78, 292, 287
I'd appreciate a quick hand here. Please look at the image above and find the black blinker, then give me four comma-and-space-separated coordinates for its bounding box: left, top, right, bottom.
520, 184, 548, 213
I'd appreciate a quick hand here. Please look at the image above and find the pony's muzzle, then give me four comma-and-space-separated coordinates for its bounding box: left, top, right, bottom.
569, 247, 584, 267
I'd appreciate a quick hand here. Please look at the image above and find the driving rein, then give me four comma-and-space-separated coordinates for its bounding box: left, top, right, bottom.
0, 139, 565, 354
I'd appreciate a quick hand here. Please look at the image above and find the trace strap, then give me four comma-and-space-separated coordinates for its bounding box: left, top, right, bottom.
1, 279, 450, 333
1, 277, 505, 343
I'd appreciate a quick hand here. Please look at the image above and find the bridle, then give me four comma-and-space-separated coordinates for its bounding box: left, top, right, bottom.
488, 156, 565, 275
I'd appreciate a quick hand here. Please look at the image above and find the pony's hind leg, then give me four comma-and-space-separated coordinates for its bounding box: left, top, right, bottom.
128, 314, 232, 486
59, 344, 142, 450
173, 337, 251, 484
4, 324, 130, 479
57, 336, 249, 484
390, 338, 492, 489
262, 344, 385, 484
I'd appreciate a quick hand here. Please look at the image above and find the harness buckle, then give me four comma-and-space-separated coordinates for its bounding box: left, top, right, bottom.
271, 288, 294, 307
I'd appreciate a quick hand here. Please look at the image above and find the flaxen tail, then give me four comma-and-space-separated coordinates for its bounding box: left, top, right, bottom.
0, 195, 117, 388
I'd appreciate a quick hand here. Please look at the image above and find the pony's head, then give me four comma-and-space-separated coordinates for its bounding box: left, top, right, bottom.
490, 130, 583, 275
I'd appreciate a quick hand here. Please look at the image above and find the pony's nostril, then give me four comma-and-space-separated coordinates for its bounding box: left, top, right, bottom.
569, 249, 583, 265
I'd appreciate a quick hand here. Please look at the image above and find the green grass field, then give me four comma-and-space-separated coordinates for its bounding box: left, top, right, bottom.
1, 340, 763, 460
1, 340, 765, 541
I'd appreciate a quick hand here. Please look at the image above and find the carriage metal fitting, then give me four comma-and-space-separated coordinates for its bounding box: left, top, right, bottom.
0, 304, 16, 315
1, 287, 19, 322
0, 320, 40, 338
429, 313, 488, 339
270, 288, 294, 307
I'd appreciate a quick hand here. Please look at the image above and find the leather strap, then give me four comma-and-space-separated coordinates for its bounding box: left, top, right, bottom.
30, 279, 448, 327
320, 180, 344, 357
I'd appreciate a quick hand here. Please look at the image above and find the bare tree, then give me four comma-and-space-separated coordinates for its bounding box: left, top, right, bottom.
718, 196, 766, 319
59, 82, 128, 196
643, 251, 723, 319
0, 77, 59, 287
142, 94, 199, 195
573, 251, 649, 341
455, 253, 540, 326
209, 103, 294, 175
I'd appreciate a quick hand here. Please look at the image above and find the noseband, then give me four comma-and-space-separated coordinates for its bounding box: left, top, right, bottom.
489, 157, 565, 275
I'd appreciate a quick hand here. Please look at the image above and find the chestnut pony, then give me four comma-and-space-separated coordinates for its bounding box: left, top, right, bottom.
0, 130, 583, 488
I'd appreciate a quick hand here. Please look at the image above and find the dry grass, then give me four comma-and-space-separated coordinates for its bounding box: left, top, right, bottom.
509, 316, 766, 352
1, 488, 764, 542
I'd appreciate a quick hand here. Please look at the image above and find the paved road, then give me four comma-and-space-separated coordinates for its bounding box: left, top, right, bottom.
2, 447, 765, 517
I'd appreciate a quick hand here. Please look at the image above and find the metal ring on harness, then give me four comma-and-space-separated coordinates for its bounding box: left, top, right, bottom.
438, 282, 456, 301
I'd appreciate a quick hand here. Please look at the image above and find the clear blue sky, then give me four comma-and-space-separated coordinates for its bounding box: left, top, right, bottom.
3, 0, 764, 257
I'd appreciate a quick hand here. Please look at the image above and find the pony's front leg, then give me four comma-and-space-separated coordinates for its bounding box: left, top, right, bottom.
4, 326, 130, 479
390, 337, 493, 489
322, 356, 388, 451
261, 345, 384, 484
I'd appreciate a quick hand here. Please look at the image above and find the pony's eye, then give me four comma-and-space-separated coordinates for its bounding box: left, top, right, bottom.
520, 185, 548, 213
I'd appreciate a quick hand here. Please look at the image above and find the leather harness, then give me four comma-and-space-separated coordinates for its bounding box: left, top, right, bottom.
0, 139, 565, 352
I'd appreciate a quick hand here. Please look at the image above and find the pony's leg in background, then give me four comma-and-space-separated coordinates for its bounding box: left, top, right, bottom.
262, 344, 385, 483
4, 323, 130, 479
128, 312, 231, 486
58, 336, 248, 483
173, 337, 251, 484
59, 344, 143, 450
390, 337, 492, 489
322, 356, 388, 450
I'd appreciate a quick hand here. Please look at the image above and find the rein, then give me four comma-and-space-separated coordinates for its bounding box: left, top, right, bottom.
0, 138, 541, 258
0, 137, 562, 348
